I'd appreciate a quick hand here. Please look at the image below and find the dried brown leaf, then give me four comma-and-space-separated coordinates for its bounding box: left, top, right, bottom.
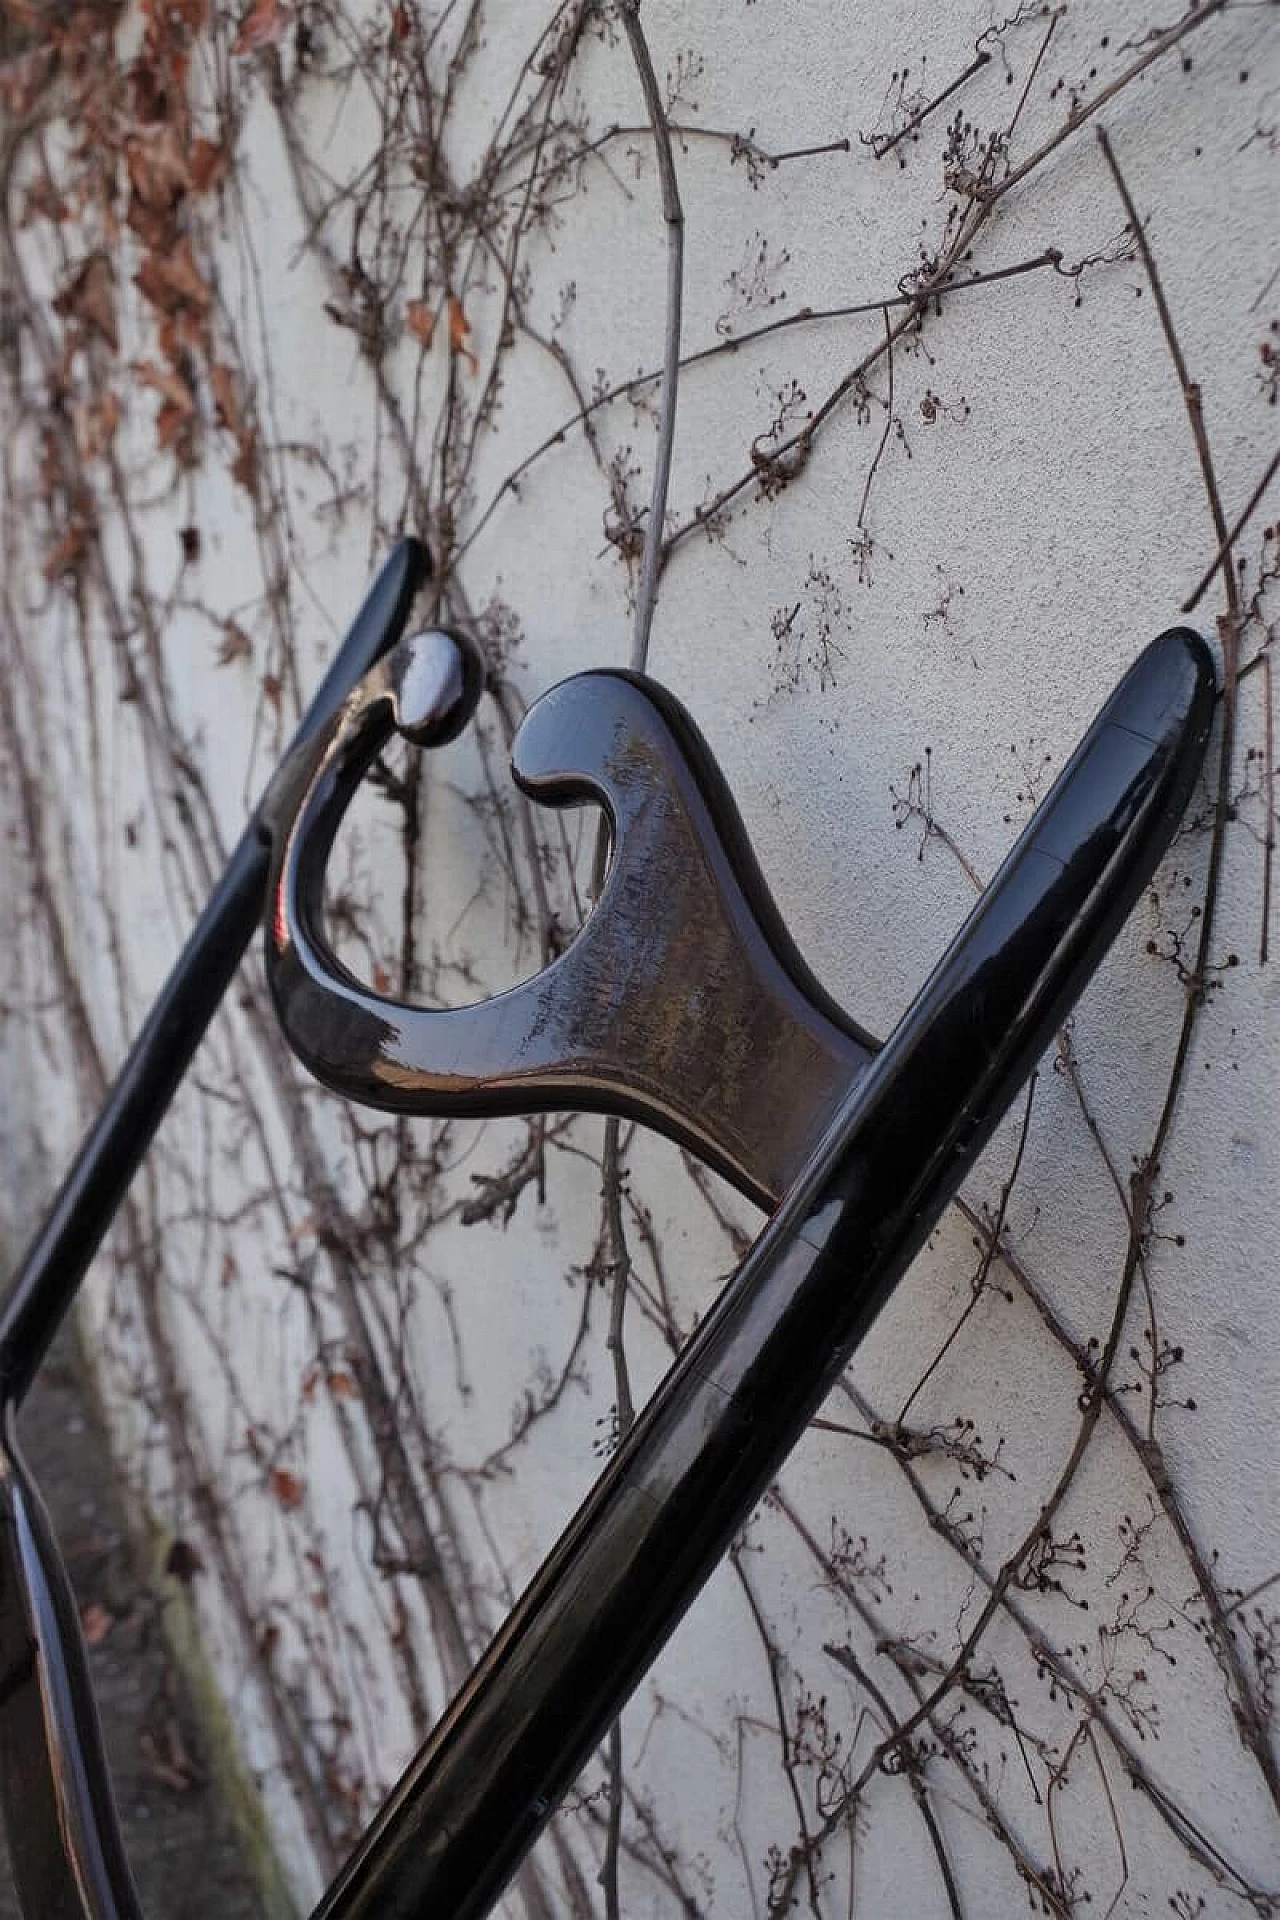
406, 298, 436, 348
212, 363, 259, 492
0, 46, 55, 117
232, 0, 291, 55
52, 254, 118, 352
270, 1467, 305, 1511
73, 390, 122, 461
134, 236, 211, 318
216, 621, 252, 666
80, 1601, 114, 1646
188, 136, 228, 195
23, 171, 69, 226
448, 293, 478, 372
125, 123, 190, 214
230, 434, 259, 494
42, 524, 90, 581
132, 357, 195, 415
157, 403, 192, 451
143, 0, 210, 28
133, 359, 196, 455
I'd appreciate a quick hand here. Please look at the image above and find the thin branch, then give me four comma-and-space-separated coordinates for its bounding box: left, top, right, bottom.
984, 0, 1229, 210
866, 50, 992, 161
617, 0, 684, 671
896, 1073, 1037, 1430
1182, 444, 1280, 614
856, 306, 895, 532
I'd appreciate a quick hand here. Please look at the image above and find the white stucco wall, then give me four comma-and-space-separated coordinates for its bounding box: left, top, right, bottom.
1, 1, 1277, 1914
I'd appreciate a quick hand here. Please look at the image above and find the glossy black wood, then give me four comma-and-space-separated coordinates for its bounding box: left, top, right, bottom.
268, 650, 876, 1210
290, 628, 1215, 1920
0, 1406, 142, 1920
0, 599, 1215, 1920
0, 539, 429, 1410
0, 540, 430, 1920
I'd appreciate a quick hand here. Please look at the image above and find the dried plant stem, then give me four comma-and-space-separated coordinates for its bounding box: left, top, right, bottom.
985, 0, 1228, 211
617, 0, 684, 671
1182, 446, 1280, 616
2, 2, 1272, 1910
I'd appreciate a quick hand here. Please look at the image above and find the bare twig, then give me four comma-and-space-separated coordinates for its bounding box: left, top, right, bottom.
617, 0, 685, 670
1182, 445, 1280, 614
986, 1, 1229, 210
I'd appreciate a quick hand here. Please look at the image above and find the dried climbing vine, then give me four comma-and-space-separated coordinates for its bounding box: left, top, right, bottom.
0, 1, 1277, 1916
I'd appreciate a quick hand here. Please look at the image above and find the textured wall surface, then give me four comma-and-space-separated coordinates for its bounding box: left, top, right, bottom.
1, 2, 1277, 1914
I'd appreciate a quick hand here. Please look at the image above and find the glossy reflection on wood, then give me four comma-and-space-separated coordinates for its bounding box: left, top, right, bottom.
0, 541, 433, 1920
268, 655, 878, 1210
270, 624, 1216, 1920
0, 593, 1215, 1920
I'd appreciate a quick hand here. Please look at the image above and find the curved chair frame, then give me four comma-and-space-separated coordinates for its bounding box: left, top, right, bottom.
0, 538, 1214, 1920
